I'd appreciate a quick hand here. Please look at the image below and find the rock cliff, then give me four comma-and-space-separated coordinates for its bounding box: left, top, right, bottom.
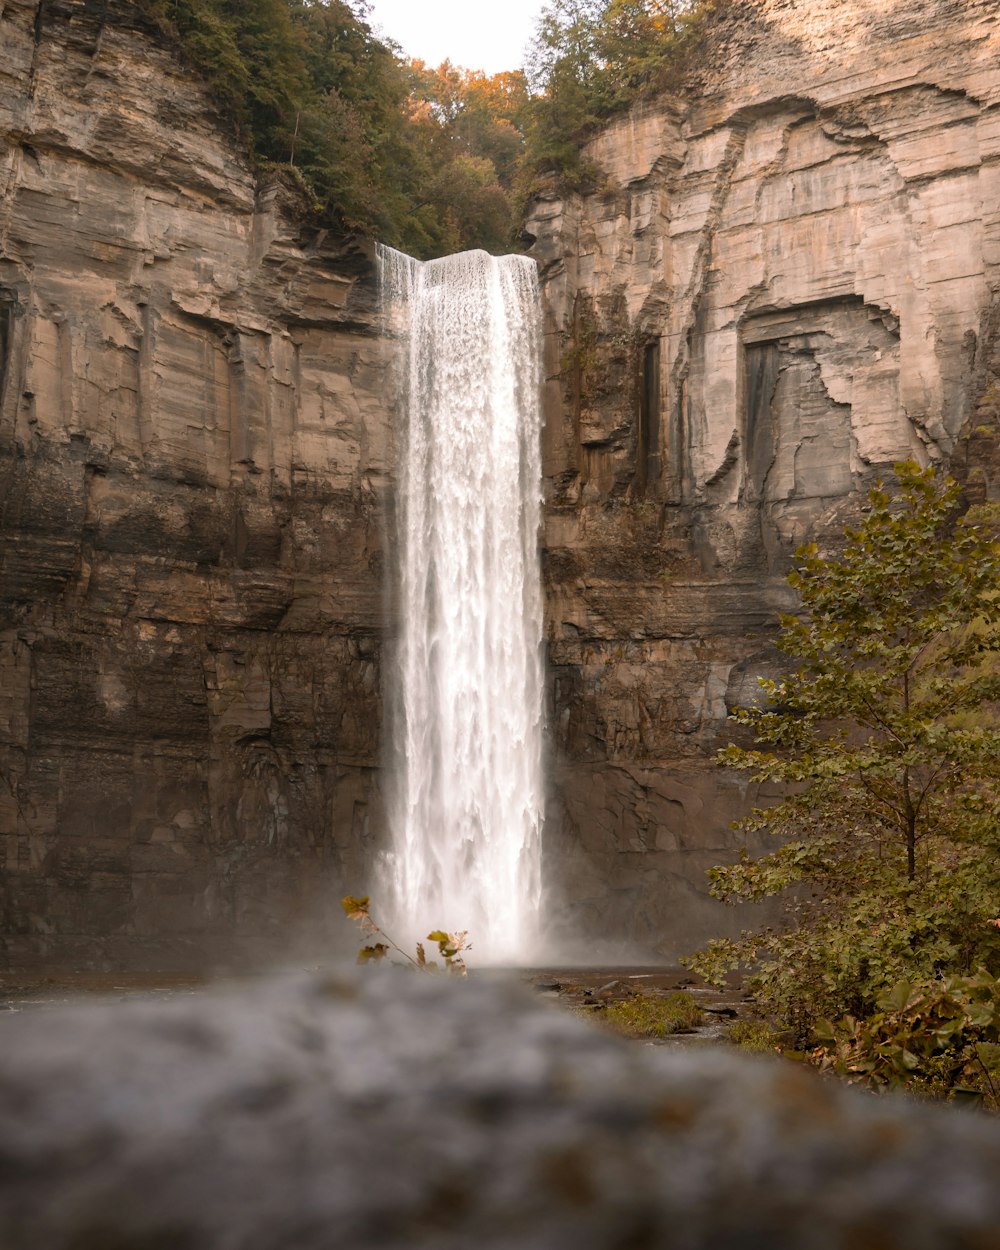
3, 0, 1000, 971
0, 0, 392, 970
527, 0, 1000, 956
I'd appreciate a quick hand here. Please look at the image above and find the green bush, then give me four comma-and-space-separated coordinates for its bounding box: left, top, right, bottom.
687, 463, 1000, 1045
814, 970, 1000, 1106
598, 990, 702, 1038
727, 1018, 782, 1053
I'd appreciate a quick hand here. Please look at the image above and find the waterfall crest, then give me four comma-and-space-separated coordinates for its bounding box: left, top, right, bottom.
378, 245, 545, 965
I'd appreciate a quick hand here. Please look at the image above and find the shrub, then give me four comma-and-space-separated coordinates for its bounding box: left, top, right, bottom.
727, 1019, 783, 1053
687, 462, 1000, 1042
598, 990, 702, 1038
814, 969, 1000, 1106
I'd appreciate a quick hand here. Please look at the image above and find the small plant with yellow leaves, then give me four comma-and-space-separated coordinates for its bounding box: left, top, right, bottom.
341, 896, 470, 976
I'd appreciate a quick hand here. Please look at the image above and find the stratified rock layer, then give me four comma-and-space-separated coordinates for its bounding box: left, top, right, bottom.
2, 971, 1000, 1249
0, 0, 392, 970
527, 0, 1000, 957
4, 0, 1000, 969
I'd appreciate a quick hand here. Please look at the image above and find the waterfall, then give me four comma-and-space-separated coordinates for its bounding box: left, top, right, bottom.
378, 245, 545, 965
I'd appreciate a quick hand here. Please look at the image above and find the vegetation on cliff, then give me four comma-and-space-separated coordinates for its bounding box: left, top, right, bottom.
136, 0, 526, 257
520, 0, 722, 190
135, 0, 721, 255
689, 463, 1000, 1101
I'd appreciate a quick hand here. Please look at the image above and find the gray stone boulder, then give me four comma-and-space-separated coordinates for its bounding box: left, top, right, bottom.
1, 971, 999, 1248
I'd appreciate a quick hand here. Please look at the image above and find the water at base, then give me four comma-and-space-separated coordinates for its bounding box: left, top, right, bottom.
378, 245, 545, 965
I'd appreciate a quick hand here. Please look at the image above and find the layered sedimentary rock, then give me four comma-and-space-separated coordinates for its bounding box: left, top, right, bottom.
0, 0, 391, 970
527, 0, 1000, 956
4, 0, 1000, 971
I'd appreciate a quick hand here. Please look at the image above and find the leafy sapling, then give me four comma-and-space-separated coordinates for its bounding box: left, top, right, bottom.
341, 896, 470, 975
687, 462, 1000, 1041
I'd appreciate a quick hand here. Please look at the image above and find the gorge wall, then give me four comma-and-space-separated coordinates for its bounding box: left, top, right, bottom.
0, 0, 392, 971
2, 0, 1000, 971
527, 0, 1000, 957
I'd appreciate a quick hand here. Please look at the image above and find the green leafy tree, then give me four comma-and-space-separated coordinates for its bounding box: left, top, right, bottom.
520, 0, 715, 189
409, 62, 529, 189
139, 0, 309, 145
402, 62, 527, 253
452, 71, 530, 188
688, 462, 1000, 1039
522, 0, 609, 180
136, 0, 523, 256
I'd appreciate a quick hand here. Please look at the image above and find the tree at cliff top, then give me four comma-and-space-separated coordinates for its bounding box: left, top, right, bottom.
687, 463, 1000, 1043
519, 0, 720, 191
137, 0, 524, 257
402, 61, 530, 254
135, 0, 726, 248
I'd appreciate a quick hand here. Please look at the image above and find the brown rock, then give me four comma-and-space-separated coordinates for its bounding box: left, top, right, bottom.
527, 0, 1000, 959
0, 0, 391, 972
4, 0, 1000, 971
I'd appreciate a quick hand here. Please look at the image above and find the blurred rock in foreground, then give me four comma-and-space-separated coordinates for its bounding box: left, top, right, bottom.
0, 971, 998, 1249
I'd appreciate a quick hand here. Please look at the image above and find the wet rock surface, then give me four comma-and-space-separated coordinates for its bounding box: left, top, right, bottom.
523, 966, 747, 1046
1, 970, 999, 1250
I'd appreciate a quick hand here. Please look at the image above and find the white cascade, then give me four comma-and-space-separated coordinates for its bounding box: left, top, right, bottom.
378, 245, 545, 965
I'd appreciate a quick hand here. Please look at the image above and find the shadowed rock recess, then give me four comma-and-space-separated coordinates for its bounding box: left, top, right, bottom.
2, 972, 1000, 1249
2, 0, 1000, 970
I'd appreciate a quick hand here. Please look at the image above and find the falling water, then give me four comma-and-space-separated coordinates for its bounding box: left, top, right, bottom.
378, 245, 545, 965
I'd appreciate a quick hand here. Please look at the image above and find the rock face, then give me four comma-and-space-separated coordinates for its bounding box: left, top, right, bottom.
3, 970, 1000, 1249
0, 0, 392, 971
527, 0, 1000, 957
4, 0, 1000, 971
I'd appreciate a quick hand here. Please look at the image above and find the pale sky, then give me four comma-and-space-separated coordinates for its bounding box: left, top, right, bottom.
365, 0, 547, 74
